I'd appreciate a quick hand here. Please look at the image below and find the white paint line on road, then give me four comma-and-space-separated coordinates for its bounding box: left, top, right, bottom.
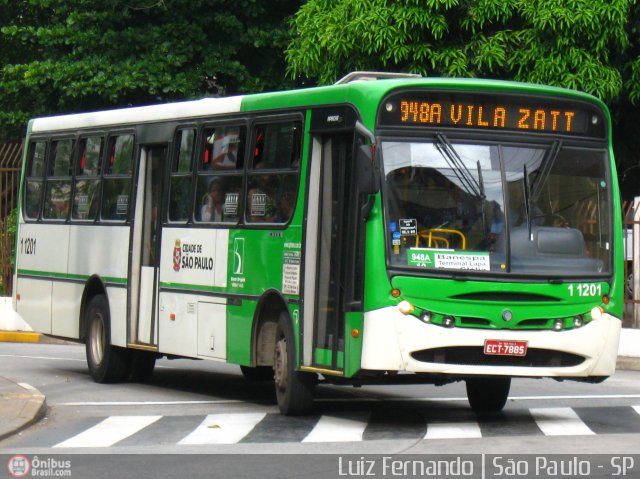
425, 421, 482, 439
59, 400, 243, 406
53, 415, 162, 448
57, 394, 640, 407
178, 413, 266, 444
17, 382, 37, 391
530, 407, 595, 436
0, 354, 85, 362
302, 412, 370, 443
0, 354, 173, 369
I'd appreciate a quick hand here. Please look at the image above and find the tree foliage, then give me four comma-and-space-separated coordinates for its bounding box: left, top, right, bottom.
0, 0, 301, 140
287, 0, 640, 197
287, 0, 631, 99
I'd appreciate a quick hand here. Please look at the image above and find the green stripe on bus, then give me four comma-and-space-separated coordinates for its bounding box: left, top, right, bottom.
18, 269, 127, 285
159, 281, 226, 293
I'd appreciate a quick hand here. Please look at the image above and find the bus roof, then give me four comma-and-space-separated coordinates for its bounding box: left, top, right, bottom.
30, 76, 605, 134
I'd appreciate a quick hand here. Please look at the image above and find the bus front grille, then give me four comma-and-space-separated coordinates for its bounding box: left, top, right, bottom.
410, 347, 584, 368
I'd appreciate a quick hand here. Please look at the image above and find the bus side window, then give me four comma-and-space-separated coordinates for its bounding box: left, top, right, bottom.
168, 128, 196, 223
195, 125, 245, 225
43, 138, 74, 220
201, 125, 245, 172
72, 136, 103, 221
24, 140, 47, 220
101, 134, 134, 221
246, 121, 301, 224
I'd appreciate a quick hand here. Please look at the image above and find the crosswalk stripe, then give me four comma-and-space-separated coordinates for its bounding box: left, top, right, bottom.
425, 421, 482, 439
177, 413, 266, 445
23, 405, 640, 449
302, 412, 370, 443
53, 416, 162, 448
530, 407, 595, 436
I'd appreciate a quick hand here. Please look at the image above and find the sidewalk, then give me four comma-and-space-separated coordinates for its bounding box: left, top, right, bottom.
0, 377, 46, 441
0, 323, 72, 441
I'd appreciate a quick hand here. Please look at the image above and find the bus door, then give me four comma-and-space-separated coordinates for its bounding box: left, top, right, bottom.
304, 127, 360, 372
129, 145, 166, 348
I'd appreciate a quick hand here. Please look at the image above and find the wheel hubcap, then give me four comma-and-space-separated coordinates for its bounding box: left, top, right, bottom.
89, 314, 105, 366
274, 337, 287, 391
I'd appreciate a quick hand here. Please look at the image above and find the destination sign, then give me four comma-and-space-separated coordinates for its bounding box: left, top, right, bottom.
378, 91, 606, 138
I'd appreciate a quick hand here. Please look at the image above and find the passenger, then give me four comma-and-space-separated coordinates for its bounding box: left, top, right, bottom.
212, 141, 239, 170
200, 177, 225, 222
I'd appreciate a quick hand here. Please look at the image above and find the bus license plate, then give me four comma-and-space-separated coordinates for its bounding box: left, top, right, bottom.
484, 339, 528, 356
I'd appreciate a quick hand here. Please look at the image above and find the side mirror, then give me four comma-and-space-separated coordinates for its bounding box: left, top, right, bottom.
356, 144, 379, 195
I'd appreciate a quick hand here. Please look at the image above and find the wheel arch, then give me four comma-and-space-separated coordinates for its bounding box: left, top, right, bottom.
251, 289, 292, 368
79, 275, 108, 341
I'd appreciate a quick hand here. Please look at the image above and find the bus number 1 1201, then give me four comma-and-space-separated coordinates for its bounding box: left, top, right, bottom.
568, 283, 602, 297
20, 237, 36, 255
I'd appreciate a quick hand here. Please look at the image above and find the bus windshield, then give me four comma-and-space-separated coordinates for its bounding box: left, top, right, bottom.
382, 138, 611, 276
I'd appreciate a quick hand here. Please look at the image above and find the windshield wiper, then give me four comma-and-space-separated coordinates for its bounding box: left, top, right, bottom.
523, 164, 532, 236
531, 140, 562, 201
435, 133, 485, 200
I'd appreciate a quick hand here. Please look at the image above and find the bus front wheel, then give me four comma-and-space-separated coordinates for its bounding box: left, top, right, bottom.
466, 376, 511, 412
85, 294, 130, 383
273, 313, 316, 415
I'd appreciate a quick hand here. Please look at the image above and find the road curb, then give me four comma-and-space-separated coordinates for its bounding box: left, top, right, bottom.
0, 381, 46, 442
617, 356, 640, 371
0, 331, 42, 343
0, 331, 76, 345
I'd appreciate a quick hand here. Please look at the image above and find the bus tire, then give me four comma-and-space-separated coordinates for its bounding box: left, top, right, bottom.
129, 350, 156, 383
466, 376, 511, 412
240, 365, 273, 382
273, 312, 316, 415
85, 294, 130, 383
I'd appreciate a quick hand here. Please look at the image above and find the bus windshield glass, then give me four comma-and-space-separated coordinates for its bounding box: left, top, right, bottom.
381, 138, 611, 276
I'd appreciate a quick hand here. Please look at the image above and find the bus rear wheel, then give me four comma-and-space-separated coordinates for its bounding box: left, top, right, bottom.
273, 313, 316, 415
85, 294, 130, 383
466, 376, 511, 412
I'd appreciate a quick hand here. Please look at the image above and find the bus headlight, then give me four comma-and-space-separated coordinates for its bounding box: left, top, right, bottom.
420, 311, 432, 323
553, 319, 564, 331
573, 316, 583, 328
443, 316, 455, 328
591, 306, 604, 320
397, 300, 414, 315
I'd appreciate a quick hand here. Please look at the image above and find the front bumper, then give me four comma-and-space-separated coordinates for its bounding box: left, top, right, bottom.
361, 306, 621, 378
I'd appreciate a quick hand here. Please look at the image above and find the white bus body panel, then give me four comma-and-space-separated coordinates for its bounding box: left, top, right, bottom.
51, 282, 82, 339
197, 299, 227, 360
16, 222, 130, 341
31, 97, 243, 133
157, 228, 230, 359
137, 266, 156, 344
361, 307, 621, 377
16, 278, 52, 334
158, 292, 199, 357
16, 223, 69, 334
107, 287, 128, 347
159, 228, 229, 288
157, 293, 227, 360
17, 223, 70, 274
67, 226, 130, 280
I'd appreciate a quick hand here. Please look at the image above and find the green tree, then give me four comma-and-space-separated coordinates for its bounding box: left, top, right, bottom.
0, 0, 301, 141
287, 0, 630, 97
287, 0, 640, 197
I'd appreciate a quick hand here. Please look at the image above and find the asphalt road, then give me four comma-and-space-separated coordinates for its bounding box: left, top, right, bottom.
3, 342, 640, 478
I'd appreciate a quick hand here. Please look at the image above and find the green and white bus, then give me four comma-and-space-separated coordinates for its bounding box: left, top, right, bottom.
13, 73, 623, 414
